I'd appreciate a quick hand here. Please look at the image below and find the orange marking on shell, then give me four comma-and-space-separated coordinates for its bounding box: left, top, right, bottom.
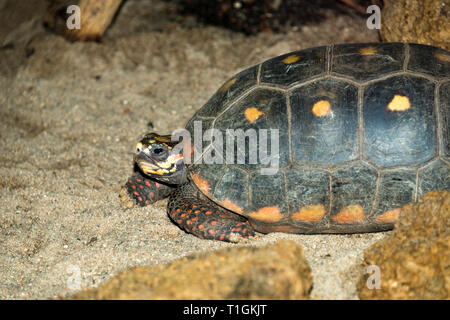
244, 107, 265, 123
435, 52, 450, 63
359, 46, 378, 54
191, 173, 211, 195
249, 206, 283, 222
198, 224, 204, 230
291, 204, 326, 222
155, 182, 160, 188
376, 208, 401, 223
312, 100, 331, 117
387, 95, 410, 111
208, 229, 215, 235
145, 181, 151, 187
210, 221, 217, 225
219, 198, 243, 214
220, 77, 237, 92
282, 54, 300, 64
332, 204, 365, 224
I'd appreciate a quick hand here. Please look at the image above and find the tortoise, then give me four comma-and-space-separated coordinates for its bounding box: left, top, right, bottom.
120, 42, 450, 242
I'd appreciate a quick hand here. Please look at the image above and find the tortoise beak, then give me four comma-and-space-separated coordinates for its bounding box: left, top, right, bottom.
134, 152, 159, 170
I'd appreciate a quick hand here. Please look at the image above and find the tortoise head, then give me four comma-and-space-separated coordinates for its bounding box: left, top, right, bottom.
134, 133, 187, 185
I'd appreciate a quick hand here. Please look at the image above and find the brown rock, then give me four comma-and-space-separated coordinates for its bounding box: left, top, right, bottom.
358, 191, 450, 299
380, 0, 450, 50
71, 240, 313, 299
45, 0, 123, 41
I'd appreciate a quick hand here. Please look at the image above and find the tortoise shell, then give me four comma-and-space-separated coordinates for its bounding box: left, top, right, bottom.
185, 42, 450, 234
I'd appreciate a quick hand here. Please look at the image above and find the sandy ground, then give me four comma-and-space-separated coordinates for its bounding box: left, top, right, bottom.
0, 0, 386, 299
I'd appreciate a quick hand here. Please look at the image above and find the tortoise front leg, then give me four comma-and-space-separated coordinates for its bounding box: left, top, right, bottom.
167, 183, 255, 242
120, 171, 174, 208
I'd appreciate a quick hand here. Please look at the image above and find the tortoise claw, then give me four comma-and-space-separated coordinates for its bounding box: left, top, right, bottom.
119, 187, 136, 209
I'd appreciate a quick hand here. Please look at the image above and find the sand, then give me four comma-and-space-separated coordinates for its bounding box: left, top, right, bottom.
0, 0, 385, 299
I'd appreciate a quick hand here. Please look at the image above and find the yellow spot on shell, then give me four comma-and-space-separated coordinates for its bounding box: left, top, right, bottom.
291, 204, 326, 222
359, 46, 378, 55
435, 52, 450, 63
387, 95, 410, 111
312, 100, 331, 117
332, 204, 365, 224
191, 173, 211, 196
249, 206, 283, 222
244, 107, 265, 123
220, 77, 237, 92
219, 198, 243, 214
376, 208, 401, 223
282, 54, 300, 64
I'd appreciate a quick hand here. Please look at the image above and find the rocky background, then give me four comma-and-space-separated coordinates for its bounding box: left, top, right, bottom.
0, 0, 448, 299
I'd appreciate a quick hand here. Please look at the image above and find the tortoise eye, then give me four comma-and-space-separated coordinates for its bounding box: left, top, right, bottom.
151, 146, 167, 157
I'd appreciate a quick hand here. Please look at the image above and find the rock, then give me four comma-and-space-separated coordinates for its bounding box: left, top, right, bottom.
71, 240, 313, 299
358, 191, 450, 299
381, 0, 450, 50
